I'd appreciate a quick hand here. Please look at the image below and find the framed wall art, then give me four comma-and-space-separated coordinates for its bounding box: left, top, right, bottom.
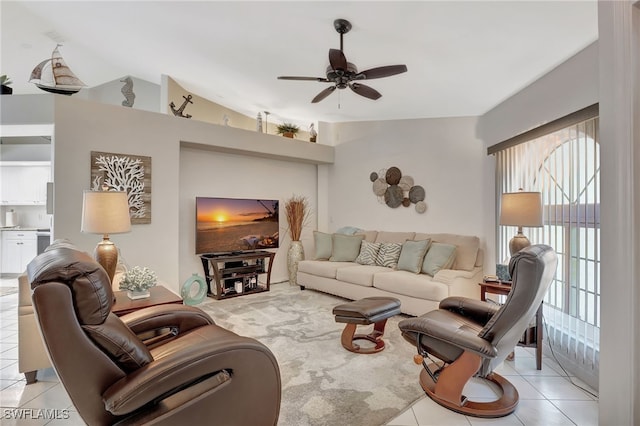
90, 151, 152, 224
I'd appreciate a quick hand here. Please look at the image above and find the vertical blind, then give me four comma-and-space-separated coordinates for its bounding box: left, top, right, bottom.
494, 114, 600, 373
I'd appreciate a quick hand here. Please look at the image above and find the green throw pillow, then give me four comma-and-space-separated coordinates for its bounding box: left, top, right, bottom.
375, 242, 403, 268
330, 234, 364, 262
422, 242, 457, 276
355, 241, 382, 265
397, 239, 432, 274
313, 231, 332, 260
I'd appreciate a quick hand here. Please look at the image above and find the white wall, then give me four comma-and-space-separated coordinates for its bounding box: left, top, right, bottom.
476, 41, 598, 146
326, 116, 490, 268
0, 94, 331, 294
52, 97, 182, 289
179, 147, 318, 284
597, 2, 640, 424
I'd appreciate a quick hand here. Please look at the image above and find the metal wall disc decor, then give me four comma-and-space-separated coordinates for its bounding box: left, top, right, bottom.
384, 185, 403, 207
399, 175, 414, 191
385, 167, 402, 185
408, 185, 425, 203
369, 166, 428, 213
372, 178, 388, 196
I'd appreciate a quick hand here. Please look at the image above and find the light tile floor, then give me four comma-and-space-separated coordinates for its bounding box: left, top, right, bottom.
0, 277, 599, 425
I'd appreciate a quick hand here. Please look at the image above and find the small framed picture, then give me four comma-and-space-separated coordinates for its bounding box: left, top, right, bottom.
496, 264, 511, 283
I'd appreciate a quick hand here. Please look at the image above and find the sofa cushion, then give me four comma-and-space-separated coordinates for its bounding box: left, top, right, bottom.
415, 233, 480, 271
313, 231, 333, 260
298, 260, 355, 279
330, 234, 364, 262
336, 265, 392, 287
355, 230, 378, 243
373, 271, 449, 301
375, 231, 416, 244
355, 241, 381, 266
376, 242, 403, 268
397, 239, 432, 274
422, 243, 457, 276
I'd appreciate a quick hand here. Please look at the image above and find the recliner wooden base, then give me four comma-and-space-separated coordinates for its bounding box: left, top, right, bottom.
419, 351, 519, 418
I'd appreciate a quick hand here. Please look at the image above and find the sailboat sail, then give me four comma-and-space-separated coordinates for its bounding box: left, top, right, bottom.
29, 45, 85, 95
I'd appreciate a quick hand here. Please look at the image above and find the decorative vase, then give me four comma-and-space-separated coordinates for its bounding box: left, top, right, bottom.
1, 85, 12, 95
127, 289, 151, 300
287, 241, 305, 286
283, 132, 294, 138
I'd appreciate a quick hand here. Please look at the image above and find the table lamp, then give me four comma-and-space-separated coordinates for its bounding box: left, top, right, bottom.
81, 190, 131, 282
499, 190, 543, 256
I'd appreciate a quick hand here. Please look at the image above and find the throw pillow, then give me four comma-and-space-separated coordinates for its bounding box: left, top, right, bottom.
313, 231, 333, 260
422, 242, 457, 276
355, 241, 382, 265
330, 234, 365, 262
376, 242, 403, 268
397, 239, 432, 274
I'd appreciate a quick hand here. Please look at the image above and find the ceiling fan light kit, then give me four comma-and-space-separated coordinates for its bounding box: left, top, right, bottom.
278, 19, 407, 103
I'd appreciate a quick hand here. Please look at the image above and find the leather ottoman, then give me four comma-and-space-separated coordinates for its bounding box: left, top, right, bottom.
333, 297, 401, 354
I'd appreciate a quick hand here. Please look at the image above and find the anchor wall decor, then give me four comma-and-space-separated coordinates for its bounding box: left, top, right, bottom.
170, 94, 193, 118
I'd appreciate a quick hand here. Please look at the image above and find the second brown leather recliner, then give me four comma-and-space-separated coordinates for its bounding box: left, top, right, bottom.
27, 243, 281, 425
399, 244, 557, 418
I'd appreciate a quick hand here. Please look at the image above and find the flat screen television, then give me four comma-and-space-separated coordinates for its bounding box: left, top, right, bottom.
196, 197, 279, 254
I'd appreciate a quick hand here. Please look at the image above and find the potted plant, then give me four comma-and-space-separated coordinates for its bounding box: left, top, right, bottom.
1, 75, 12, 95
119, 266, 158, 299
276, 122, 300, 138
284, 195, 310, 285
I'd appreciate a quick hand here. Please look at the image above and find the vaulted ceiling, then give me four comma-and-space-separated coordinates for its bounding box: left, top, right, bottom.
1, 1, 598, 127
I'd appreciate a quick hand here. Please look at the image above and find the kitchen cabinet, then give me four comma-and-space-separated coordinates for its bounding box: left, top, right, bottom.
1, 230, 37, 273
0, 162, 51, 205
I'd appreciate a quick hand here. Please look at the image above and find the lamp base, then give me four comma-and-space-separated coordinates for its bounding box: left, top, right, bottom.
508, 232, 531, 257
95, 237, 118, 283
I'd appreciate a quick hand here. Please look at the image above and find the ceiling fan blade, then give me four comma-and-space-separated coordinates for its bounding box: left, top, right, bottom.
311, 86, 337, 103
278, 76, 330, 82
349, 83, 382, 100
357, 65, 408, 80
329, 48, 348, 71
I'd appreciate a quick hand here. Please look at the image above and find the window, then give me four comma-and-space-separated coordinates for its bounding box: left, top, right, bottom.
494, 114, 599, 373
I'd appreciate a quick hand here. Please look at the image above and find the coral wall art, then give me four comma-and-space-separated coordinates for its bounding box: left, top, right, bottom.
90, 151, 151, 224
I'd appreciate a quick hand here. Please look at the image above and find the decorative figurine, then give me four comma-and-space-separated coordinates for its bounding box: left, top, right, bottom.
120, 76, 135, 107
256, 112, 263, 132
170, 94, 193, 118
309, 123, 318, 142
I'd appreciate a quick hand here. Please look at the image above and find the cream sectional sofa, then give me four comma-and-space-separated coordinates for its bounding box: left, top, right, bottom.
297, 230, 483, 316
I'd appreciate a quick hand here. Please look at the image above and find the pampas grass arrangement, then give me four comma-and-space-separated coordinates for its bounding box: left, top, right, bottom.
285, 195, 309, 241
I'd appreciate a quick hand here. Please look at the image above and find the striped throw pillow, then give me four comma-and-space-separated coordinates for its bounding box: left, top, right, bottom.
355, 241, 381, 265
376, 242, 403, 268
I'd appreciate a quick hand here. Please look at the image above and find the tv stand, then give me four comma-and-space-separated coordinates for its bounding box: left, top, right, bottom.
200, 251, 275, 300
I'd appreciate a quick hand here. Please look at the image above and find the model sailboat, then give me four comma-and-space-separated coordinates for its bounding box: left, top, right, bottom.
30, 45, 85, 95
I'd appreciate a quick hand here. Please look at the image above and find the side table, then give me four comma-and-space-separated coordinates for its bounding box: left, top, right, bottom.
478, 281, 543, 370
112, 286, 183, 316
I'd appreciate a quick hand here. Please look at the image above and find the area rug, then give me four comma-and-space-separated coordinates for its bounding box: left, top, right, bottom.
199, 283, 424, 426
0, 286, 18, 297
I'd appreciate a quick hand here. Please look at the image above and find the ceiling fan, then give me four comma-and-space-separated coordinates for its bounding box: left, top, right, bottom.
277, 19, 408, 103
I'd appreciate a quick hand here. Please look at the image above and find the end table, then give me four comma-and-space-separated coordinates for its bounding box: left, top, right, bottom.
112, 285, 183, 316
478, 281, 543, 370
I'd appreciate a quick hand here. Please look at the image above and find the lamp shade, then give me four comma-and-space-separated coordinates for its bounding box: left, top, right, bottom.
499, 191, 543, 227
81, 191, 131, 234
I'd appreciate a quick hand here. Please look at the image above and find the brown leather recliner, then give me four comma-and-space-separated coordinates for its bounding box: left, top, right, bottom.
399, 244, 557, 418
26, 246, 281, 426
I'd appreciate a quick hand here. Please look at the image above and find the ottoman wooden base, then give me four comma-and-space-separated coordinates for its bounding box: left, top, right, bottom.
333, 297, 401, 354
